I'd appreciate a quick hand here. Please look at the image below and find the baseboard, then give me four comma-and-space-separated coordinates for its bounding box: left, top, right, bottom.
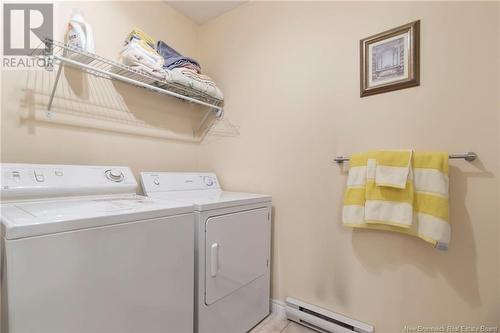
271, 299, 286, 316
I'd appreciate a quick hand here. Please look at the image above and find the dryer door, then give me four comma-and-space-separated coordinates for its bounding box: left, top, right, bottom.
205, 207, 270, 305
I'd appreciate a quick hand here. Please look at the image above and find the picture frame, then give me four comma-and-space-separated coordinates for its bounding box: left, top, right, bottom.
360, 20, 420, 97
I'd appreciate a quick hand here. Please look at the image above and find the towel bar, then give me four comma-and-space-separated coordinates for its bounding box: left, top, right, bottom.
334, 152, 477, 163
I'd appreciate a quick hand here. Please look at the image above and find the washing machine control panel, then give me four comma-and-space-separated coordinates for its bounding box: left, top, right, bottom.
141, 172, 220, 193
1, 163, 137, 201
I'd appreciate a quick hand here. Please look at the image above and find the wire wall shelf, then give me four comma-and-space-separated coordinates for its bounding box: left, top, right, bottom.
28, 39, 226, 142
32, 39, 224, 118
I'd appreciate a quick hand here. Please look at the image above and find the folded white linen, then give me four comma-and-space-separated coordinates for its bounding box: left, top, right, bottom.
169, 68, 223, 100
120, 41, 164, 72
129, 63, 167, 81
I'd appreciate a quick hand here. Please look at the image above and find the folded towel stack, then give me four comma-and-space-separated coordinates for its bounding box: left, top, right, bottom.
170, 68, 224, 100
119, 28, 166, 80
156, 40, 223, 100
343, 150, 450, 250
117, 28, 223, 101
126, 28, 156, 49
157, 40, 201, 73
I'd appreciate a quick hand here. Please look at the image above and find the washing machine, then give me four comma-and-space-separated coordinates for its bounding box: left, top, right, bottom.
0, 163, 195, 333
141, 172, 272, 333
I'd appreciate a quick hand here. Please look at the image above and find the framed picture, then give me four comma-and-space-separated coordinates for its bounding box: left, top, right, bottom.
360, 20, 420, 97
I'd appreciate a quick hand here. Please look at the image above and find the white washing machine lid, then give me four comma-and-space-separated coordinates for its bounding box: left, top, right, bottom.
147, 190, 271, 211
0, 194, 193, 239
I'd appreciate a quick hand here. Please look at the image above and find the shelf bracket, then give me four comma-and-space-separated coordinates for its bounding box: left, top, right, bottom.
214, 108, 223, 119
196, 107, 223, 134
46, 62, 63, 118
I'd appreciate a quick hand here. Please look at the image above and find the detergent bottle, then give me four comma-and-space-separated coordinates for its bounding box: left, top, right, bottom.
66, 9, 95, 53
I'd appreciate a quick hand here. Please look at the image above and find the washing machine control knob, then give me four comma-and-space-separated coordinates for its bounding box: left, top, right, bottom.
105, 169, 124, 182
203, 176, 214, 187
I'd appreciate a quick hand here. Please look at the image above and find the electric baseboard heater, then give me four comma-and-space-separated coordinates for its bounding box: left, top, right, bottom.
285, 297, 374, 333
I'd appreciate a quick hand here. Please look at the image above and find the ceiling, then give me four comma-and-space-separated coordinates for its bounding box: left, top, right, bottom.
166, 1, 245, 25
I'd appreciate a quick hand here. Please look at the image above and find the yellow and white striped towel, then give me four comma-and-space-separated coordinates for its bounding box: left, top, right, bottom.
374, 150, 413, 188
367, 150, 414, 227
342, 151, 450, 250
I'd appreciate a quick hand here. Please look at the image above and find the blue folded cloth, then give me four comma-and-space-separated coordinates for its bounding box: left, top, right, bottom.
156, 40, 201, 72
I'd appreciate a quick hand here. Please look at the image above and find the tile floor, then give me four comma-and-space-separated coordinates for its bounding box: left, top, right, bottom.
249, 313, 317, 333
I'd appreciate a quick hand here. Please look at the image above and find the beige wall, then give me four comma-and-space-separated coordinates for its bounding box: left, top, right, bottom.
1, 1, 204, 178
198, 1, 500, 331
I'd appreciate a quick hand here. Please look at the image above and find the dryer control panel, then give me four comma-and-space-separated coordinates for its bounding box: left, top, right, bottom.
1, 163, 137, 201
141, 172, 220, 194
